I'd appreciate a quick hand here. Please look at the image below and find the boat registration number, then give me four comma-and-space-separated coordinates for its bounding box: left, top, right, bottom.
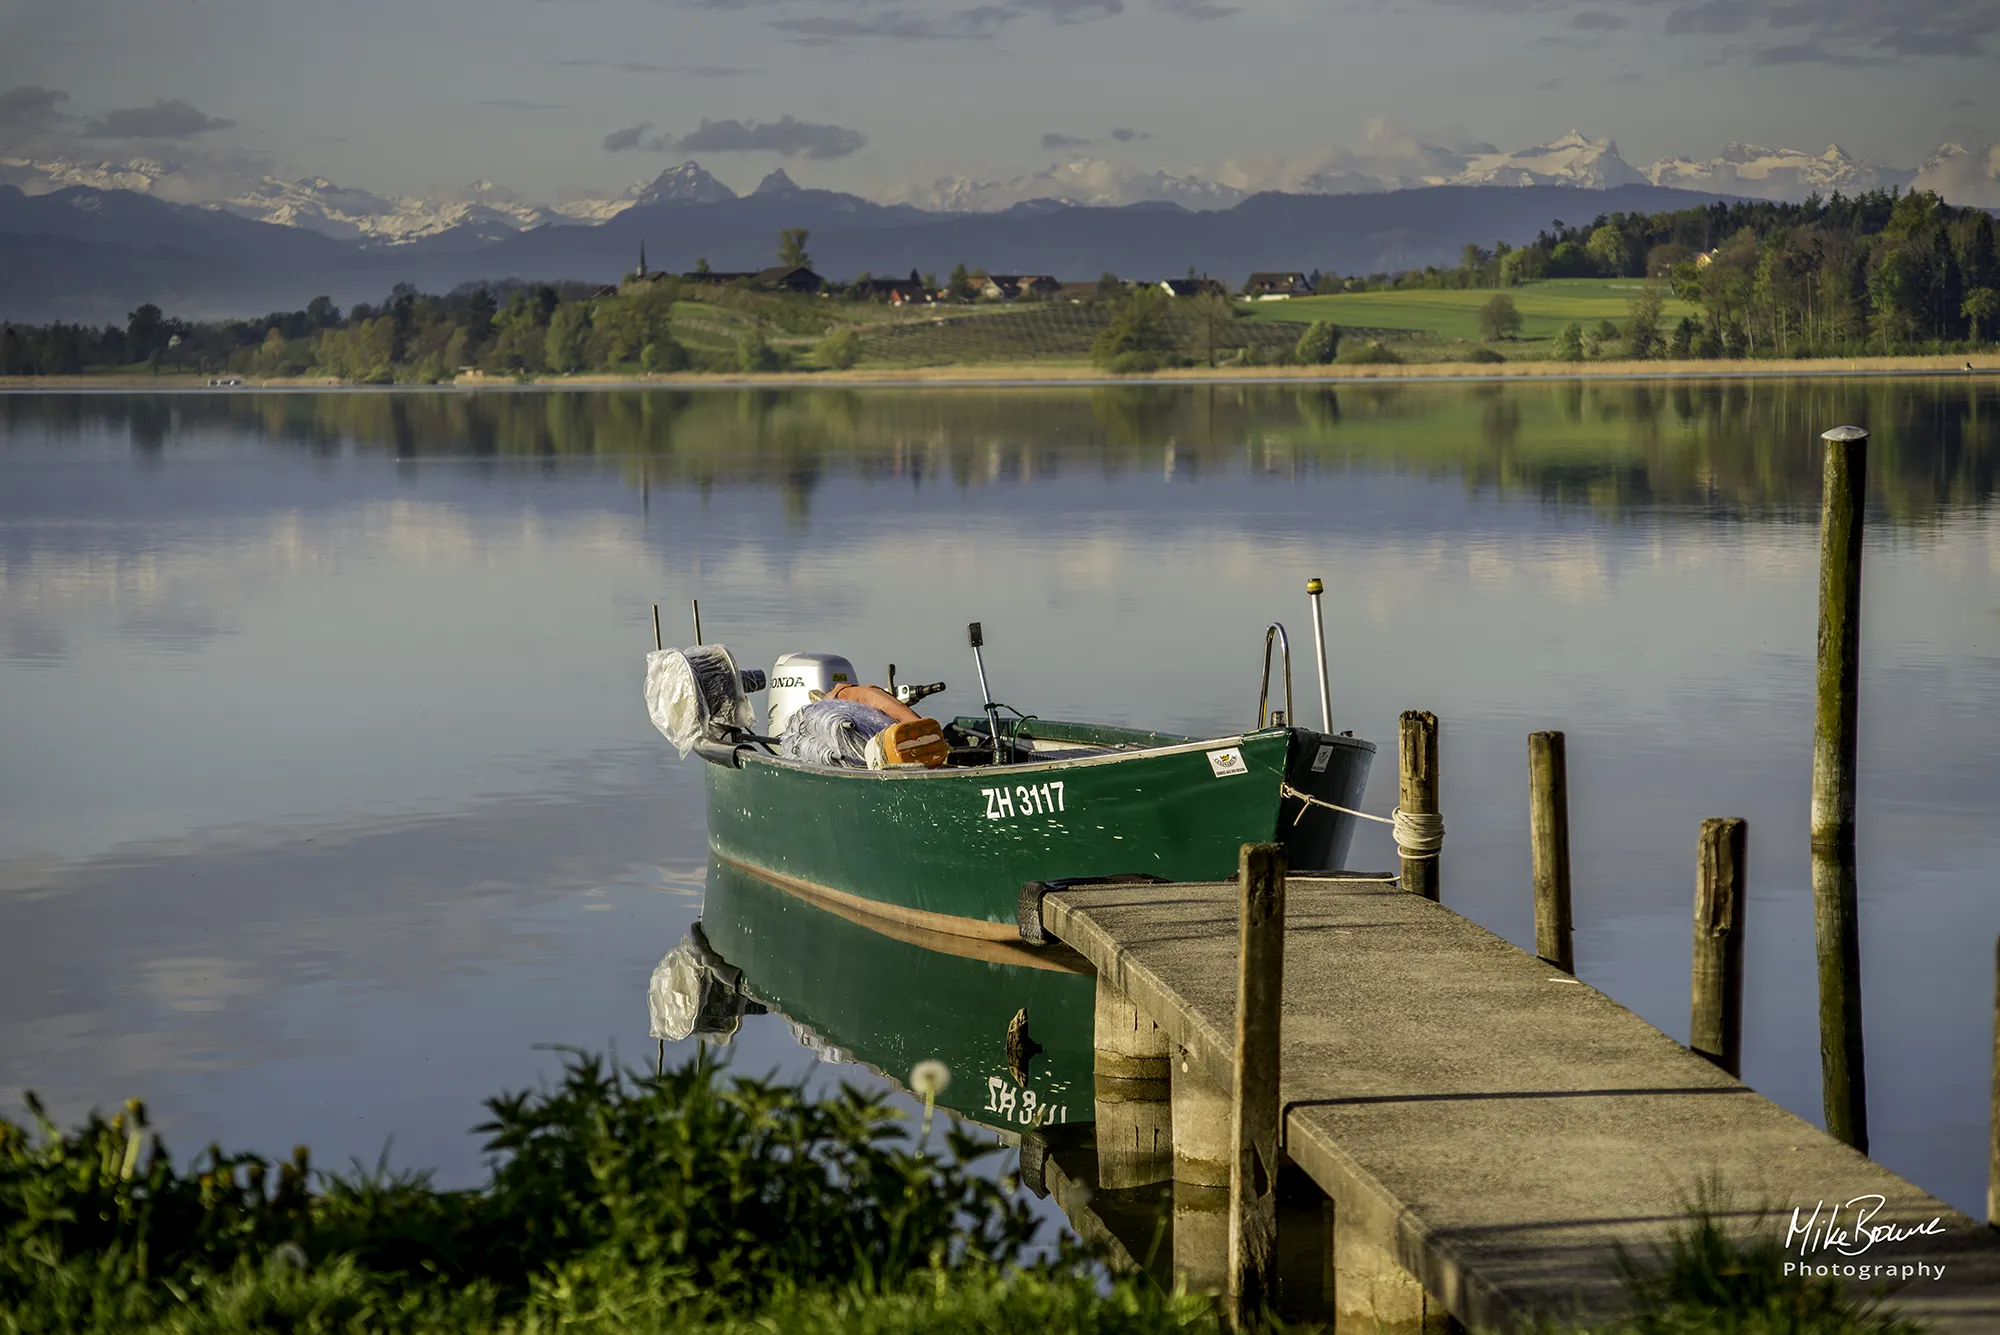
983, 781, 1066, 820
985, 1076, 1067, 1127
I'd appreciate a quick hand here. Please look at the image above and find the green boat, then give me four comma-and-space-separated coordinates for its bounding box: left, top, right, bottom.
646, 596, 1374, 940
654, 856, 1097, 1135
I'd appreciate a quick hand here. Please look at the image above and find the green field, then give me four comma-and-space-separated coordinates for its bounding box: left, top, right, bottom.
1237, 279, 1700, 342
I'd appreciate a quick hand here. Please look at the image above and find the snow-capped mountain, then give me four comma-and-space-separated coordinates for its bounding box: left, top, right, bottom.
627, 161, 736, 207
1912, 142, 2000, 209
1645, 143, 1914, 200
1449, 131, 1646, 189
887, 132, 1643, 211
5, 129, 1993, 254
218, 176, 562, 242
882, 158, 1245, 212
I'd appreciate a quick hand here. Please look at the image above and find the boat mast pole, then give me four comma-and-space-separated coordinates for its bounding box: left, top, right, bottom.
1307, 577, 1332, 733
692, 599, 703, 645
969, 622, 1005, 765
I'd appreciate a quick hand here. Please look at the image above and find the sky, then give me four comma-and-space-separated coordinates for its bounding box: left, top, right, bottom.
2, 0, 1998, 202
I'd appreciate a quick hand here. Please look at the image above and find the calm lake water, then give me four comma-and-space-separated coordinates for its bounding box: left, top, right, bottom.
2, 381, 1996, 1218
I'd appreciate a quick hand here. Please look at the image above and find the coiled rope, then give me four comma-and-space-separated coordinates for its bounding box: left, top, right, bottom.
1279, 782, 1444, 860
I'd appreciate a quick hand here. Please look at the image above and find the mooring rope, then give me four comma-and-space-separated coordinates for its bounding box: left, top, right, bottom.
1279, 782, 1445, 860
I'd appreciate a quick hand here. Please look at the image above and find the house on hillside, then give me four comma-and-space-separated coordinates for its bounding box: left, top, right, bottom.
679, 266, 825, 293
980, 274, 1062, 301
1159, 278, 1227, 298
755, 265, 825, 293
851, 277, 930, 304
1243, 272, 1311, 299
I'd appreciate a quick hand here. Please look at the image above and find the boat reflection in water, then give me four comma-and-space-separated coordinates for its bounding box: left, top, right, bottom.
651, 856, 1096, 1136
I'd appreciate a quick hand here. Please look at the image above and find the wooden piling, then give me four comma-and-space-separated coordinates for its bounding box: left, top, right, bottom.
1228, 842, 1286, 1328
1398, 711, 1440, 902
1990, 935, 1999, 1226
1529, 731, 1573, 973
1690, 818, 1747, 1077
1812, 424, 1868, 1152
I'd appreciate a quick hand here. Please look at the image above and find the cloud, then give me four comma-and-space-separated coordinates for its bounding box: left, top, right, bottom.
679, 0, 1205, 41
605, 115, 866, 159
1154, 0, 1241, 16
0, 85, 69, 132
82, 98, 233, 139
477, 99, 568, 111
1535, 77, 1564, 89
555, 59, 756, 75
771, 8, 1015, 40
1042, 131, 1093, 149
1013, 0, 1125, 19
602, 123, 654, 152
1421, 0, 2000, 62
1110, 127, 1152, 142
676, 115, 865, 158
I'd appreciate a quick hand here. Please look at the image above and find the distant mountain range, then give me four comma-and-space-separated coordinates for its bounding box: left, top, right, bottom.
0, 176, 1741, 325
4, 129, 1994, 252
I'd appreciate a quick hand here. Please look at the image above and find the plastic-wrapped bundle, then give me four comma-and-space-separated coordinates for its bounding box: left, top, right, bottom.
645, 645, 752, 757
779, 698, 896, 767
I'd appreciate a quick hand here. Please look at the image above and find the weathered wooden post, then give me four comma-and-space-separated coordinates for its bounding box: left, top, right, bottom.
1690, 818, 1747, 1076
1990, 936, 1999, 1227
1398, 711, 1440, 901
1812, 424, 1868, 1153
1529, 731, 1574, 973
1227, 842, 1286, 1329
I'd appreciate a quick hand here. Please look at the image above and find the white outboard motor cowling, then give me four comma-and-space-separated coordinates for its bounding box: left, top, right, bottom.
766, 652, 858, 736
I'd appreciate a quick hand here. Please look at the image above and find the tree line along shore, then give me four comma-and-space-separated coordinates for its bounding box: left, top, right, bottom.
3, 188, 1995, 384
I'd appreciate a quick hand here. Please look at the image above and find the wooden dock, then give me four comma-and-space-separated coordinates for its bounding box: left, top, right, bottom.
1019, 873, 2000, 1333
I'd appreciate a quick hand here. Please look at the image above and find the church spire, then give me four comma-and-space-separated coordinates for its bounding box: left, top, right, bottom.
637, 239, 648, 279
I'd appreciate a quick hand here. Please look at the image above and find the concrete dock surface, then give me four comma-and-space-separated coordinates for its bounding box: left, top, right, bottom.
1035, 874, 2000, 1332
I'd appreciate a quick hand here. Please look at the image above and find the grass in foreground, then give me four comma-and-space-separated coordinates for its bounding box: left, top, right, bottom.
0, 1052, 1932, 1334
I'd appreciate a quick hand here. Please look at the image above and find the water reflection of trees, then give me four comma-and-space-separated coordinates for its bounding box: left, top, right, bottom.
4, 381, 1994, 524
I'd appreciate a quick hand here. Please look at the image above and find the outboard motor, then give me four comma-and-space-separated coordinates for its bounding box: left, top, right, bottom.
766, 652, 858, 736
645, 644, 768, 756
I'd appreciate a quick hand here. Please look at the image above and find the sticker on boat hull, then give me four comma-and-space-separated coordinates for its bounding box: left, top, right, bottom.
1207, 748, 1248, 777
1311, 744, 1335, 773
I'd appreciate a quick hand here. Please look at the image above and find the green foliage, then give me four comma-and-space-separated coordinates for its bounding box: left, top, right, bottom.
0, 1054, 1136, 1335
1337, 342, 1403, 365
543, 305, 592, 375
815, 328, 862, 370
639, 339, 688, 374
1554, 321, 1585, 362
1465, 346, 1506, 364
1292, 320, 1341, 365
735, 333, 780, 373
1964, 288, 1997, 343
1479, 293, 1523, 340
1091, 287, 1176, 372
1599, 1199, 1925, 1335
778, 229, 811, 270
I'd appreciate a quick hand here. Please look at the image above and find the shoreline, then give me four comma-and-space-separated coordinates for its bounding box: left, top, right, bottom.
5, 352, 1996, 392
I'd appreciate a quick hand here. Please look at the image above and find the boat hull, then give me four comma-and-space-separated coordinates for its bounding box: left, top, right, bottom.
703, 724, 1372, 938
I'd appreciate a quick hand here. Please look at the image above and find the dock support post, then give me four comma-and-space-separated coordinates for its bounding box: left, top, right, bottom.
1227, 843, 1285, 1328
1171, 1056, 1231, 1294
1398, 711, 1440, 902
1691, 818, 1748, 1077
1812, 424, 1868, 1153
1093, 981, 1171, 1190
1529, 731, 1574, 973
1990, 935, 1999, 1226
